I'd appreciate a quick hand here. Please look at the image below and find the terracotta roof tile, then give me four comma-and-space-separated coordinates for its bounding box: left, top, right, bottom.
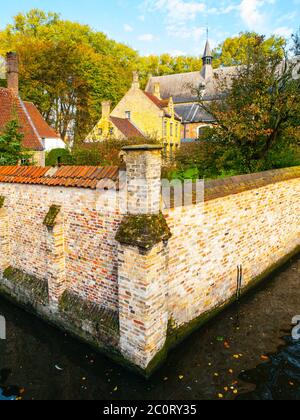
0, 165, 120, 189
0, 88, 62, 151
144, 92, 169, 109
23, 102, 61, 140
143, 92, 181, 121
110, 116, 145, 139
0, 88, 44, 151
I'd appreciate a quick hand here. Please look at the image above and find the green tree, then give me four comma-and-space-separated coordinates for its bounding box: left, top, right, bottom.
0, 119, 28, 165
199, 35, 300, 173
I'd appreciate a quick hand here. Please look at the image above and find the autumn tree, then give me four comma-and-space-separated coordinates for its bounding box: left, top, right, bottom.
213, 32, 286, 68
0, 9, 139, 143
198, 35, 300, 173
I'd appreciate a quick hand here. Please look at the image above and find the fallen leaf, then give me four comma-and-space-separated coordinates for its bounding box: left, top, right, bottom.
218, 393, 224, 399
113, 386, 118, 392
179, 375, 184, 380
260, 355, 269, 362
55, 365, 63, 371
224, 341, 230, 349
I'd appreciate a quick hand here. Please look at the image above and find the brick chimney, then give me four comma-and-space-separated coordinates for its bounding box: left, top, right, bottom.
6, 52, 18, 96
102, 101, 111, 120
153, 82, 161, 99
132, 71, 140, 90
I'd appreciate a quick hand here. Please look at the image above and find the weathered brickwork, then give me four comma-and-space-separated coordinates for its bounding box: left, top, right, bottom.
164, 176, 300, 327
0, 148, 299, 376
0, 184, 122, 311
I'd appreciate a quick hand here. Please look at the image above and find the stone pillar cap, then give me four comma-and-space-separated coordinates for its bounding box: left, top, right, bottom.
122, 144, 163, 151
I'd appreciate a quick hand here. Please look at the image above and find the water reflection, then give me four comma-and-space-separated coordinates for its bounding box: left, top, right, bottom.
0, 255, 299, 400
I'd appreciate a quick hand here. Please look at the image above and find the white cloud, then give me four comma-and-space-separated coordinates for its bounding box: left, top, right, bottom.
124, 24, 134, 32
273, 26, 293, 38
143, 0, 240, 40
138, 15, 145, 22
239, 0, 275, 32
138, 33, 158, 42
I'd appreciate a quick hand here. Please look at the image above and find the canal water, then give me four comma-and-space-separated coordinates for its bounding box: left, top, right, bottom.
0, 255, 299, 401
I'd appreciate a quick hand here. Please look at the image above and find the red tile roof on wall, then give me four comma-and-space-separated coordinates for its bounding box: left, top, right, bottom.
110, 116, 145, 139
0, 166, 120, 189
24, 102, 60, 139
0, 88, 61, 151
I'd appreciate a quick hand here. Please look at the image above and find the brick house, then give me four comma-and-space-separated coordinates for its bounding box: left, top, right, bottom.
0, 52, 65, 166
85, 72, 182, 155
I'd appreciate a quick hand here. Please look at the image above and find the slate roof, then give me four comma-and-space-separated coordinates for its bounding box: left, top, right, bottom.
175, 103, 215, 123
0, 88, 61, 151
0, 166, 119, 189
203, 40, 212, 58
145, 66, 238, 104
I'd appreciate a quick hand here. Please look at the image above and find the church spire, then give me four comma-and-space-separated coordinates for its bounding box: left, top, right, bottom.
201, 35, 213, 79
202, 39, 213, 66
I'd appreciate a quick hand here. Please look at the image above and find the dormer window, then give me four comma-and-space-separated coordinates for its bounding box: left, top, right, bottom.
125, 111, 131, 120
109, 127, 114, 135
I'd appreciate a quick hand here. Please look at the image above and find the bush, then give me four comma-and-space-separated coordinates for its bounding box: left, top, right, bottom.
45, 148, 73, 166
71, 138, 158, 167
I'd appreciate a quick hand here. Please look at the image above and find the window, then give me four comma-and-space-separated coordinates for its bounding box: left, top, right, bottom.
170, 123, 173, 137
175, 123, 179, 138
163, 120, 168, 137
197, 125, 209, 138
21, 158, 31, 166
125, 111, 131, 120
98, 128, 103, 136
109, 127, 114, 135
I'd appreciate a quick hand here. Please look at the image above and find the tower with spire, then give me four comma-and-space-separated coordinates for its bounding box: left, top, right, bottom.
201, 35, 213, 80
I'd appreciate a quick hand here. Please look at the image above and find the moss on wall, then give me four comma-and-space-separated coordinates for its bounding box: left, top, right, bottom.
59, 290, 119, 342
43, 205, 61, 228
3, 267, 49, 305
116, 213, 172, 250
0, 196, 5, 208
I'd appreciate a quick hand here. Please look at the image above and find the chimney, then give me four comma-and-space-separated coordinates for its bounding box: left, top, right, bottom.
102, 101, 111, 120
6, 52, 18, 95
132, 71, 140, 89
153, 82, 161, 99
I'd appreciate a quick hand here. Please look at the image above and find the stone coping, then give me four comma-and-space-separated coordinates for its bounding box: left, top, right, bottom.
122, 144, 163, 151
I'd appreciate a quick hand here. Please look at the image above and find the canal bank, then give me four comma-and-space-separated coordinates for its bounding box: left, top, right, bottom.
0, 254, 299, 400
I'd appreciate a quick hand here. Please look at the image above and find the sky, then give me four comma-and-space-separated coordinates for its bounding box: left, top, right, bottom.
0, 0, 299, 56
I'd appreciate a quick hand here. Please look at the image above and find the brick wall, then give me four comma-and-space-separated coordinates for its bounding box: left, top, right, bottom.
164, 169, 300, 327
0, 153, 299, 375
0, 183, 122, 311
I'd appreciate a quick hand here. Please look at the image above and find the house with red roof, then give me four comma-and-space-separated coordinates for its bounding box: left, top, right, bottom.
85, 71, 181, 156
0, 53, 65, 166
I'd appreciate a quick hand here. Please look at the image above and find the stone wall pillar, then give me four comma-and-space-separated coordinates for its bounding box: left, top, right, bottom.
0, 199, 10, 272
116, 145, 171, 373
44, 206, 66, 310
